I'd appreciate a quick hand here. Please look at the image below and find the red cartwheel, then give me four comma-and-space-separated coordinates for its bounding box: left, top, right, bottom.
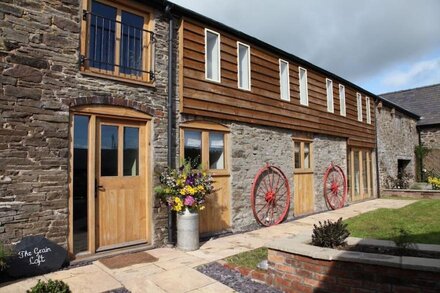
323, 162, 347, 210
251, 163, 290, 226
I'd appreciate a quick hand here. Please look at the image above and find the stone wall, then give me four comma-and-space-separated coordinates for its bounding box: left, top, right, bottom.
0, 1, 171, 248
376, 105, 418, 189
312, 135, 347, 211
420, 126, 440, 175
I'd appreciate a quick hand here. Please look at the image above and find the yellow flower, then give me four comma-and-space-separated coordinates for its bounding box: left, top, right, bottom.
180, 185, 196, 195
199, 206, 205, 210
174, 197, 183, 212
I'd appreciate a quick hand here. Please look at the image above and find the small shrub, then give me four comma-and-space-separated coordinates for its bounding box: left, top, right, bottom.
27, 279, 71, 293
311, 218, 350, 248
0, 242, 11, 271
385, 170, 412, 189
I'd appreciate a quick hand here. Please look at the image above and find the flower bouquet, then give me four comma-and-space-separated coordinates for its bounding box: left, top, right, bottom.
155, 162, 214, 213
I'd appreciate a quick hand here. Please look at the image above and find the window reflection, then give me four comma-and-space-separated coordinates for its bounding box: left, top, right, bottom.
294, 142, 301, 169
101, 125, 118, 176
209, 132, 224, 169
184, 130, 202, 168
123, 127, 139, 176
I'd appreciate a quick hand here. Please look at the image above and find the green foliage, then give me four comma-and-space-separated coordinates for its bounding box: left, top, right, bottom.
415, 144, 431, 181
344, 200, 440, 245
0, 242, 11, 271
27, 279, 71, 293
311, 218, 350, 248
225, 247, 268, 269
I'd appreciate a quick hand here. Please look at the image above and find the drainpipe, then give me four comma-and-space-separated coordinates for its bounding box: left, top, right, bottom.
375, 101, 381, 198
165, 3, 176, 245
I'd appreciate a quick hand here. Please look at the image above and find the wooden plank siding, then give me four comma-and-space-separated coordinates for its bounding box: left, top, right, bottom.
179, 19, 376, 148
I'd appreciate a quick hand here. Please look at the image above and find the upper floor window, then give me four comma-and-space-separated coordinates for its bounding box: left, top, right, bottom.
81, 0, 154, 83
279, 59, 290, 101
366, 96, 371, 124
339, 84, 346, 116
237, 42, 251, 90
326, 78, 334, 113
299, 67, 308, 106
205, 29, 220, 82
357, 93, 363, 122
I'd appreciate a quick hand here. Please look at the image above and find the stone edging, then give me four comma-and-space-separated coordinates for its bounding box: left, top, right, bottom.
266, 234, 440, 273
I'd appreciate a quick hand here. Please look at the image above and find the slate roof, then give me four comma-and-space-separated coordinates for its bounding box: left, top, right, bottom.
380, 84, 440, 127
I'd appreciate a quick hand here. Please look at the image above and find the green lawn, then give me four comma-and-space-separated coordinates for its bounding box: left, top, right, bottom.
225, 247, 267, 269
344, 200, 440, 245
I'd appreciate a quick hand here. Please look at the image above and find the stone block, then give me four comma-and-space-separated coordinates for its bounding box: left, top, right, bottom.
4, 64, 43, 83
4, 85, 42, 99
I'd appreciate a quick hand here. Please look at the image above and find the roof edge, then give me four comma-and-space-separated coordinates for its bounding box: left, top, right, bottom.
377, 96, 420, 119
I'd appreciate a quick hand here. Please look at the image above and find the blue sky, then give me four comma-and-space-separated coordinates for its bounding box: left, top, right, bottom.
171, 0, 440, 95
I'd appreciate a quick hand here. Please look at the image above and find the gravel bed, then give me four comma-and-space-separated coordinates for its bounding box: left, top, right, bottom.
197, 262, 282, 293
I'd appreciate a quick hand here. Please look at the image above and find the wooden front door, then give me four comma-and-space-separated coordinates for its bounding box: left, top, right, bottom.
180, 121, 231, 236
96, 118, 147, 251
293, 139, 315, 215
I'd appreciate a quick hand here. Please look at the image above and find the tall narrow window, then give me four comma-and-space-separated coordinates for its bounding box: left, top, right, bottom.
209, 132, 225, 169
339, 84, 346, 116
73, 115, 89, 254
299, 67, 308, 106
205, 29, 220, 82
356, 93, 363, 122
279, 59, 290, 101
366, 96, 371, 124
237, 42, 250, 90
326, 78, 334, 113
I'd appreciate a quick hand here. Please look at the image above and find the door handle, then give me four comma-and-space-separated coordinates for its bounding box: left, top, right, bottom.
95, 179, 105, 197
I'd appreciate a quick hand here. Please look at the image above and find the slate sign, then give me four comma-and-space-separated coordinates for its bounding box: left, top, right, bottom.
7, 235, 69, 278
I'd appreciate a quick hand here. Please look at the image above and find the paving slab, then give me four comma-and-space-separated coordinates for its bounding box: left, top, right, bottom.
148, 267, 215, 293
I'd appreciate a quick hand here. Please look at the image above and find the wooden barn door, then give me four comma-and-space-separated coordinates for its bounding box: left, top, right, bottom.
180, 121, 231, 236
348, 148, 373, 202
293, 139, 315, 215
96, 118, 148, 251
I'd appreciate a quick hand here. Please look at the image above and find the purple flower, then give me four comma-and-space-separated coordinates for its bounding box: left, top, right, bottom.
184, 196, 195, 206
185, 174, 195, 186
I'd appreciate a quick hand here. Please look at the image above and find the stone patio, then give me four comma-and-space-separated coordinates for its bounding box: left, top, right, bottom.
0, 199, 416, 293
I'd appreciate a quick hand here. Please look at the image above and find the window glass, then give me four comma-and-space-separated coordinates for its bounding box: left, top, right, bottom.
209, 132, 224, 169
366, 97, 371, 124
326, 79, 334, 113
362, 151, 368, 195
280, 60, 290, 101
101, 125, 118, 176
90, 0, 116, 71
206, 30, 220, 81
184, 130, 202, 168
339, 84, 346, 116
304, 142, 310, 169
294, 142, 301, 169
354, 150, 360, 195
357, 93, 363, 122
123, 127, 139, 176
299, 67, 308, 105
73, 115, 89, 254
238, 43, 250, 90
120, 11, 144, 75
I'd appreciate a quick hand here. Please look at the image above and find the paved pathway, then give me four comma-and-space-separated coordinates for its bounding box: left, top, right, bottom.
0, 199, 416, 293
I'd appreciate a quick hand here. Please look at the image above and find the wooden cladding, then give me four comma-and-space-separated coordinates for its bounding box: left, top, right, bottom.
179, 19, 376, 148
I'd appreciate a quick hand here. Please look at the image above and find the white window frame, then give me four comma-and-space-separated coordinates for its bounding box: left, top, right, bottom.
205, 28, 221, 82
279, 59, 290, 101
356, 93, 363, 122
339, 84, 346, 116
299, 67, 309, 106
366, 96, 371, 124
237, 42, 251, 91
326, 78, 334, 113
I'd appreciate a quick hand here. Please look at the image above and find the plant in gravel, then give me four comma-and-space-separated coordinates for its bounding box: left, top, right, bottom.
27, 279, 71, 293
311, 218, 350, 248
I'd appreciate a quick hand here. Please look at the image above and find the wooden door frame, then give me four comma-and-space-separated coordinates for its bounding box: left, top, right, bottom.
68, 105, 152, 257
179, 120, 232, 233
348, 148, 373, 201
292, 137, 314, 215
